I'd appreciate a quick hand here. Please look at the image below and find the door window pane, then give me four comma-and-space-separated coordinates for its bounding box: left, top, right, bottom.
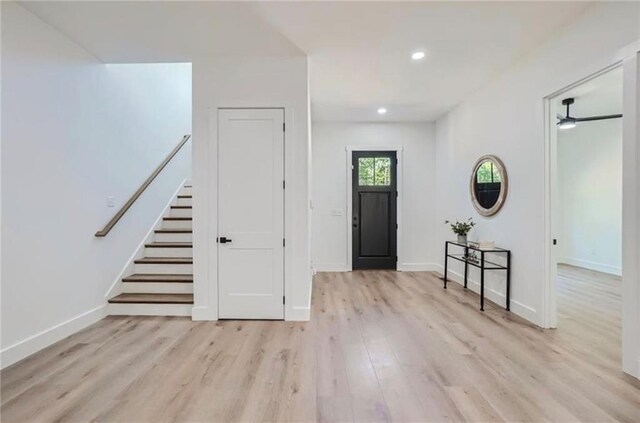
359, 157, 391, 186
358, 157, 374, 185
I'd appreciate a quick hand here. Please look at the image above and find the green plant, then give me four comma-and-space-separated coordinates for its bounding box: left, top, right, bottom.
445, 218, 475, 236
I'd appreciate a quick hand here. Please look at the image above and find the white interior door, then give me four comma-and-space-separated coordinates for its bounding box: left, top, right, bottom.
218, 108, 284, 319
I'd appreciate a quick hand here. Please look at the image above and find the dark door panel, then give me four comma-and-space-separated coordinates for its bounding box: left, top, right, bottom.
353, 151, 397, 270
359, 192, 390, 256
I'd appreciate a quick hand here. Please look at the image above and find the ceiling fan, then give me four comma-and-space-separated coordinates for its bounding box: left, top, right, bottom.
557, 97, 623, 130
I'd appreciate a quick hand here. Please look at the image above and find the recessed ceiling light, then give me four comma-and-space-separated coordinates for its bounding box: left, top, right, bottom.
411, 51, 426, 61
377, 107, 387, 115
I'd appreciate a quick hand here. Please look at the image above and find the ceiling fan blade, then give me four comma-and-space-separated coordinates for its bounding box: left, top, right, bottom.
575, 114, 623, 122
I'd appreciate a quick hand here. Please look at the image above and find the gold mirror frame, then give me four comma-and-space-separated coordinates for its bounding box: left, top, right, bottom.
470, 155, 508, 217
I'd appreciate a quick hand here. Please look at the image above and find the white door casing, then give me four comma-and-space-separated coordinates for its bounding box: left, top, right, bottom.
217, 108, 285, 319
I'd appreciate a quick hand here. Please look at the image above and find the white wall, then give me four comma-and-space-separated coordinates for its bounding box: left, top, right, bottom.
558, 120, 622, 275
1, 3, 192, 367
191, 56, 311, 321
434, 1, 639, 325
311, 122, 437, 271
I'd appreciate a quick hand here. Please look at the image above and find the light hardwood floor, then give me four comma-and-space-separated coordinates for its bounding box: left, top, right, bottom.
2, 267, 639, 422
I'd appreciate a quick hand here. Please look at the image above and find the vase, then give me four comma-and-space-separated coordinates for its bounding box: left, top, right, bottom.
457, 234, 467, 244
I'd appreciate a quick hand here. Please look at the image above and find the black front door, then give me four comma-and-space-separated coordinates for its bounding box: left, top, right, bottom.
352, 151, 397, 270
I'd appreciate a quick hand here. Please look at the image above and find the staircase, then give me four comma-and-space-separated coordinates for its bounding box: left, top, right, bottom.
108, 184, 193, 316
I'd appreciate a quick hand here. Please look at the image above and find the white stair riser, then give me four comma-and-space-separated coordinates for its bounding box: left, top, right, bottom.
121, 282, 193, 294
155, 232, 192, 243
170, 208, 192, 218
134, 263, 193, 274
144, 247, 193, 258
176, 197, 192, 206
162, 220, 192, 230
180, 187, 192, 196
108, 303, 192, 316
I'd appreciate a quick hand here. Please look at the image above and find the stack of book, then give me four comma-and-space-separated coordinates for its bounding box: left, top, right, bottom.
478, 241, 495, 250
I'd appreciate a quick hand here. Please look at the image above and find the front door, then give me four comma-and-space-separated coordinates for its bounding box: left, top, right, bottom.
218, 108, 284, 319
352, 151, 397, 270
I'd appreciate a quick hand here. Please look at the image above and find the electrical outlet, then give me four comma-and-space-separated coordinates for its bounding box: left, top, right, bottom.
107, 196, 116, 208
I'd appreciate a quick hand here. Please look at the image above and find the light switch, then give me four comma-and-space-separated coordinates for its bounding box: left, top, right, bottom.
107, 196, 116, 208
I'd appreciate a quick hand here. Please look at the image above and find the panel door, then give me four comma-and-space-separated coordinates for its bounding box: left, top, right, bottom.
218, 108, 284, 319
352, 151, 398, 270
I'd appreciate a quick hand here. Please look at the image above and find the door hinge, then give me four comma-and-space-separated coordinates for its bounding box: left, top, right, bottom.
553, 239, 557, 245
396, 158, 398, 164
396, 223, 398, 229
283, 180, 285, 189
283, 296, 286, 304
396, 191, 398, 198
283, 122, 286, 132
283, 238, 286, 247
395, 256, 398, 262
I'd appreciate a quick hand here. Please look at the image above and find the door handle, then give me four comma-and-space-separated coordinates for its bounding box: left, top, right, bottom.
219, 236, 232, 244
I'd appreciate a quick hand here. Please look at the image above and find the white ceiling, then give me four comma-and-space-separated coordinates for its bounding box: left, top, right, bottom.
19, 1, 303, 62
254, 1, 594, 122
19, 1, 594, 122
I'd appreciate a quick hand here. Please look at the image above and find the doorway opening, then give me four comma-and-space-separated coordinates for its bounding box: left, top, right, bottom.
351, 151, 398, 270
548, 66, 624, 365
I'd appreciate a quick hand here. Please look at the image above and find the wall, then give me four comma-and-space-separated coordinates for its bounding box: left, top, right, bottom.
1, 3, 192, 367
311, 122, 437, 271
434, 1, 639, 325
191, 56, 311, 321
558, 120, 622, 275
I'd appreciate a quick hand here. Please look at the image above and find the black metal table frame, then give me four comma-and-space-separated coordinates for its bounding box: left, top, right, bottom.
443, 241, 511, 311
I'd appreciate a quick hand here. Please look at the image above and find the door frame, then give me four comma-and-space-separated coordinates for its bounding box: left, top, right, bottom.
195, 105, 297, 321
346, 146, 403, 271
542, 40, 640, 378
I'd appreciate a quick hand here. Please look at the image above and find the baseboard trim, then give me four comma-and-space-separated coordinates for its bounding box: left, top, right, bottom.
1, 305, 106, 370
398, 263, 438, 272
287, 306, 311, 321
559, 257, 622, 276
108, 303, 191, 317
434, 264, 538, 325
314, 263, 439, 272
191, 306, 218, 321
315, 263, 351, 272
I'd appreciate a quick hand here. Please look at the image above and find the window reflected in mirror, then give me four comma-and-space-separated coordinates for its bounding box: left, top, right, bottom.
471, 156, 508, 216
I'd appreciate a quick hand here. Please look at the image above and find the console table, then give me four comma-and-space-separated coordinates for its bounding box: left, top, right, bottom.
443, 241, 511, 311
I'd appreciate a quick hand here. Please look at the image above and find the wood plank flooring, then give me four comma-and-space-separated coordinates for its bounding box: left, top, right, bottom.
2, 267, 639, 422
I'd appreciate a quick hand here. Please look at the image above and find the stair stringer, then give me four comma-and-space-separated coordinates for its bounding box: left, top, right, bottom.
104, 178, 190, 302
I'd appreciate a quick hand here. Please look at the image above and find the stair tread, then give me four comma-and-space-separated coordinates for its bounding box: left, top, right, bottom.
145, 242, 192, 248
109, 293, 193, 304
163, 217, 192, 221
135, 257, 193, 264
155, 229, 192, 233
123, 274, 193, 283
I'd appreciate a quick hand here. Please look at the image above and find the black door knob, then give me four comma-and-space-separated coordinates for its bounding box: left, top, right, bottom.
219, 237, 232, 244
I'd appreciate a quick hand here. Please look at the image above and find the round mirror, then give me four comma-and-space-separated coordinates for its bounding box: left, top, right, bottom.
470, 155, 508, 216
